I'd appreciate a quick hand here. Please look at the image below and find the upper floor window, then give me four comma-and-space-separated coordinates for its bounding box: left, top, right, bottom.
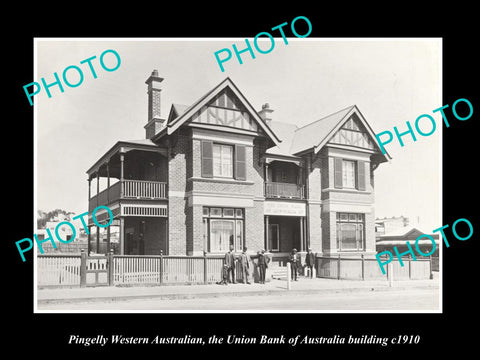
334, 157, 367, 191
213, 144, 233, 177
201, 140, 246, 180
342, 160, 356, 188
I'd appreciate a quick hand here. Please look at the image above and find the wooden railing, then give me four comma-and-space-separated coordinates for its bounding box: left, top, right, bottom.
37, 255, 82, 287
122, 180, 166, 199
37, 253, 434, 288
112, 255, 226, 285
265, 182, 304, 199
89, 180, 166, 211
316, 255, 432, 280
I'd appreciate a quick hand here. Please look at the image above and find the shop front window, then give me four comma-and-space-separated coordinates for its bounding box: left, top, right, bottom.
203, 207, 244, 252
336, 213, 364, 251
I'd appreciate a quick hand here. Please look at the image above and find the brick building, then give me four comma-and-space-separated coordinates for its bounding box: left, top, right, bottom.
86, 71, 390, 260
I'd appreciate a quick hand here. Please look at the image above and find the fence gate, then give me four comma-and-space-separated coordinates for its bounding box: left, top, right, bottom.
81, 254, 110, 287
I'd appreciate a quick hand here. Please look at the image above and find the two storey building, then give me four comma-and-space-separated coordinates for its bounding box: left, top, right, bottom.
86, 70, 390, 261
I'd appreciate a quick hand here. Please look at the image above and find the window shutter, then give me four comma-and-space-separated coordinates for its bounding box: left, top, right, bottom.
234, 145, 246, 181
334, 158, 343, 189
201, 140, 213, 178
357, 160, 366, 191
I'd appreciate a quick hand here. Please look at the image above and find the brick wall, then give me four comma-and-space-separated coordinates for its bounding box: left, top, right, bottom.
251, 142, 266, 197
148, 87, 161, 122
328, 190, 374, 204
321, 211, 336, 253
191, 138, 202, 179
308, 203, 322, 252
245, 200, 264, 252
308, 155, 322, 201
167, 134, 189, 255
320, 153, 329, 191
192, 180, 255, 195
189, 205, 204, 255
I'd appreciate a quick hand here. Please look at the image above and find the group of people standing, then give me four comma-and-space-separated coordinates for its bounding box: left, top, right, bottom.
219, 246, 316, 285
289, 247, 316, 281
220, 245, 269, 285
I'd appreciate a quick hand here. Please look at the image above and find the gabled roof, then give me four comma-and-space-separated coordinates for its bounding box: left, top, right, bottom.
288, 105, 391, 160
265, 121, 299, 157
154, 78, 281, 146
378, 226, 439, 240
168, 103, 189, 122
290, 106, 355, 154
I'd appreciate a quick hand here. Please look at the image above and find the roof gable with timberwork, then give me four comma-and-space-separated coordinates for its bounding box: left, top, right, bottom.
327, 113, 376, 151
190, 87, 259, 132
158, 78, 280, 147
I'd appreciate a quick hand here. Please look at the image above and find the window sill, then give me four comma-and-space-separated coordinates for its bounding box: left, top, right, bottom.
322, 187, 371, 194
188, 177, 254, 185
335, 250, 365, 253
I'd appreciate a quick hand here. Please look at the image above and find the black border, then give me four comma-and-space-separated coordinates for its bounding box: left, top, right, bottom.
8, 5, 479, 356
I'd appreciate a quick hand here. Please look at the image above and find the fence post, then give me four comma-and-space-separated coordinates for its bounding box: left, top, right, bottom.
287, 262, 291, 290
203, 251, 208, 285
159, 250, 163, 285
80, 249, 87, 288
387, 261, 393, 287
107, 249, 114, 286
361, 254, 365, 281
337, 254, 341, 280
429, 255, 433, 280
408, 255, 412, 280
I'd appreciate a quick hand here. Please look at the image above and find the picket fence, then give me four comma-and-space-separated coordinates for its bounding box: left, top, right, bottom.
316, 255, 432, 280
38, 252, 244, 288
37, 252, 433, 288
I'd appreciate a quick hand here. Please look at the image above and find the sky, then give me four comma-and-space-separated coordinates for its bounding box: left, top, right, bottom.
35, 38, 441, 231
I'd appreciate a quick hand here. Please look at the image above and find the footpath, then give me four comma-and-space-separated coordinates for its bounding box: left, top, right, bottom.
37, 273, 439, 305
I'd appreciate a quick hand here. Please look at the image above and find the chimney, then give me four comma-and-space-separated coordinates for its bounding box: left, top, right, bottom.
258, 103, 274, 126
144, 69, 166, 139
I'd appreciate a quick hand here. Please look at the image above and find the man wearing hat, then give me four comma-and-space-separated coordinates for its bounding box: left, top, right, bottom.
224, 244, 237, 284
239, 246, 253, 284
289, 248, 301, 281
257, 249, 268, 284
305, 248, 315, 278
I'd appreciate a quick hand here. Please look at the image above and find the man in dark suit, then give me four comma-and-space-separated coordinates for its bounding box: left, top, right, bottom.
257, 249, 268, 284
305, 248, 315, 278
289, 248, 301, 281
224, 245, 236, 284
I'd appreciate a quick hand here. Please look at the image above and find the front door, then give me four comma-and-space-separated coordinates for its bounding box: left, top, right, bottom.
125, 228, 135, 254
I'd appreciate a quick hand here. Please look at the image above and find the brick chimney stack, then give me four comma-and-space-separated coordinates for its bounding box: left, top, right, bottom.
144, 69, 165, 139
258, 103, 274, 126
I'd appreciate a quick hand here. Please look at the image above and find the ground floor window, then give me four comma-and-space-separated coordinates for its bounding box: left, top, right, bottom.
336, 212, 364, 251
203, 207, 244, 252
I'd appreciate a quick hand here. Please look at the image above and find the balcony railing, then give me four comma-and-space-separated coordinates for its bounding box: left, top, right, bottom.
122, 179, 166, 199
89, 180, 167, 211
265, 182, 304, 199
